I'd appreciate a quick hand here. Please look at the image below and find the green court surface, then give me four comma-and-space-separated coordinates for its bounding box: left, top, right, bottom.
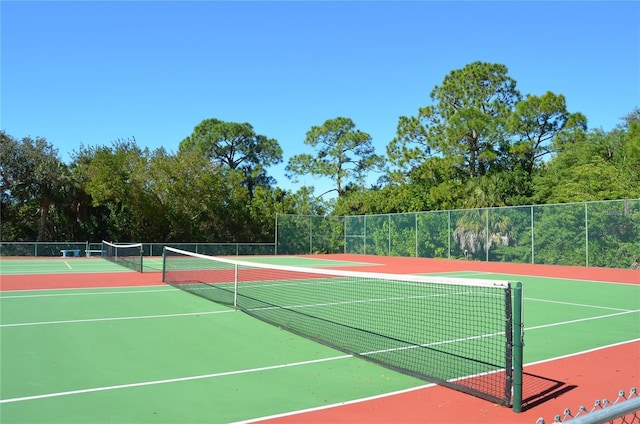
0, 259, 638, 423
0, 258, 136, 274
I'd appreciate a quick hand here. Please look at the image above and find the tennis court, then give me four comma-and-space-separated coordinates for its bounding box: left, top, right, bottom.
0, 254, 638, 423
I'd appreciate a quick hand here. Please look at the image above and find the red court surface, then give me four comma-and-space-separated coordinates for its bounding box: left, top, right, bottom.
254, 340, 639, 424
0, 271, 162, 291
310, 254, 639, 284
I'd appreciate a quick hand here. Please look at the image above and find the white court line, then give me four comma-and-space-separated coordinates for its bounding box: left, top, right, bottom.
0, 355, 352, 404
3, 288, 636, 329
0, 288, 176, 299
426, 271, 494, 278
525, 296, 634, 312
1, 285, 633, 316
233, 383, 437, 424
524, 309, 639, 331
146, 258, 163, 264
0, 310, 233, 328
0, 284, 166, 294
10, 300, 629, 355
524, 337, 640, 366
422, 270, 640, 286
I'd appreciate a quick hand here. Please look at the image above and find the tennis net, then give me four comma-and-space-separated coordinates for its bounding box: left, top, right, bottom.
102, 241, 144, 272
162, 247, 524, 410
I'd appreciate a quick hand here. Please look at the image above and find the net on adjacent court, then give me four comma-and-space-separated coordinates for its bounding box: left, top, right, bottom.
102, 241, 143, 273
162, 246, 523, 408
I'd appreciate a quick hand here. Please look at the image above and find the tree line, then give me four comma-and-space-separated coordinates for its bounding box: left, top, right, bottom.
1, 61, 639, 244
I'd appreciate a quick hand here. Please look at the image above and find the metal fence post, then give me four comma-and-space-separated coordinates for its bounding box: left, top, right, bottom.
388, 214, 391, 256
448, 210, 451, 259
274, 214, 279, 255
415, 213, 418, 257
531, 206, 535, 264
486, 208, 490, 262
585, 203, 589, 267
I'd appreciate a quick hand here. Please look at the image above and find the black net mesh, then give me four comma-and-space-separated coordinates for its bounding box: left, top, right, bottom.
162, 246, 515, 405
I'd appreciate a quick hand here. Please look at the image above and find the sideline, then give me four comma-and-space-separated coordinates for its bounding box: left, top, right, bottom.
0, 287, 175, 299
0, 310, 234, 328
0, 355, 352, 404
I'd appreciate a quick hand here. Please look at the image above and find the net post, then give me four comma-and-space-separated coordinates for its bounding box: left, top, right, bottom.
161, 246, 166, 282
274, 214, 278, 255
512, 281, 524, 412
139, 244, 144, 273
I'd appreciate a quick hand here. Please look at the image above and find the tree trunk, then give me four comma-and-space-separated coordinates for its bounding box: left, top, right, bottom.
37, 195, 50, 242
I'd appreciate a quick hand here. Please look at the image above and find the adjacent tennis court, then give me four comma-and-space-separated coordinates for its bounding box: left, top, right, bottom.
0, 254, 638, 423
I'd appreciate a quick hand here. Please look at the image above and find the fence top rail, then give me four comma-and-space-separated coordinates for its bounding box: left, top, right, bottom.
276, 198, 640, 219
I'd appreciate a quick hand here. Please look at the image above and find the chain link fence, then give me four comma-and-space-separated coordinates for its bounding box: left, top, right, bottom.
0, 242, 275, 258
276, 199, 640, 269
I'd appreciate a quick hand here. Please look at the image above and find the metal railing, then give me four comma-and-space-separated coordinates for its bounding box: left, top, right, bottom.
536, 388, 639, 423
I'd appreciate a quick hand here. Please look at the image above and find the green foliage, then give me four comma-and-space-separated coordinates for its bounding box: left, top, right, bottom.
334, 184, 427, 216
364, 215, 392, 255
276, 212, 339, 255
586, 200, 640, 268
180, 118, 283, 195
416, 211, 450, 258
286, 117, 384, 196
144, 148, 227, 241
389, 214, 417, 256
1, 132, 69, 241
531, 204, 586, 265
485, 207, 533, 264
507, 91, 587, 174
180, 118, 282, 170
72, 139, 156, 241
389, 62, 521, 183
533, 121, 640, 203
386, 62, 597, 208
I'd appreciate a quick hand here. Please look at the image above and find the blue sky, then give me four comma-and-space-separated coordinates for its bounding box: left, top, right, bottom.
2, 1, 639, 196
